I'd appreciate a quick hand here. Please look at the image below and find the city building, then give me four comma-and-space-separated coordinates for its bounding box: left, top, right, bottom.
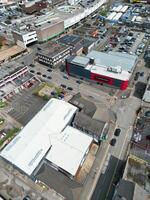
58, 34, 83, 55
68, 0, 81, 5
36, 20, 64, 42
73, 112, 108, 143
21, 0, 48, 14
112, 179, 147, 200
12, 29, 37, 48
142, 78, 150, 103
58, 35, 97, 55
0, 45, 27, 64
9, 0, 106, 43
37, 41, 71, 68
66, 51, 137, 90
0, 62, 34, 100
0, 98, 93, 178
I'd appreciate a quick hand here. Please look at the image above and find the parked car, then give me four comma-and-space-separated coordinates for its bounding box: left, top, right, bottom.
60, 84, 66, 88
76, 80, 82, 84
63, 75, 69, 79
47, 69, 52, 72
51, 91, 56, 95
140, 72, 144, 77
42, 74, 47, 78
110, 138, 117, 146
37, 72, 41, 75
23, 196, 31, 200
47, 76, 52, 79
134, 75, 138, 81
67, 87, 73, 91
114, 128, 121, 136
30, 70, 34, 73
29, 64, 35, 67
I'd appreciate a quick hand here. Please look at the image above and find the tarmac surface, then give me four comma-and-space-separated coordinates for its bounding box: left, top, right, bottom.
8, 89, 46, 126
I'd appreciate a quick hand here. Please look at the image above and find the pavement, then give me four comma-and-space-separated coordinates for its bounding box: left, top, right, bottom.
6, 85, 46, 126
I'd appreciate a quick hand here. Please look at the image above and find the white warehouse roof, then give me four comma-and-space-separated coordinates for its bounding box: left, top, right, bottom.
0, 99, 79, 176
46, 126, 92, 176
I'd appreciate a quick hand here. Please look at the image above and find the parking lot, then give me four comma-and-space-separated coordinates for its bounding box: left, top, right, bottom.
99, 26, 149, 56
7, 87, 46, 126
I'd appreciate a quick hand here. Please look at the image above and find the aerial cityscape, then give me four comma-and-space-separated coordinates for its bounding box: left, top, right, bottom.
0, 0, 149, 199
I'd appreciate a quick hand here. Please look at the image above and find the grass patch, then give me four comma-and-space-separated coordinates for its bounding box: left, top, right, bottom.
55, 87, 62, 95
0, 101, 7, 108
99, 7, 108, 16
42, 95, 50, 101
0, 127, 20, 147
33, 82, 54, 96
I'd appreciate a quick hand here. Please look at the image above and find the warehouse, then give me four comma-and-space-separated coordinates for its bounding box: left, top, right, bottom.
0, 99, 93, 178
66, 51, 137, 90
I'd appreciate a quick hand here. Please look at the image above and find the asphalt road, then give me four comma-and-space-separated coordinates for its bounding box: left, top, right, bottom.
91, 156, 124, 200
27, 62, 114, 105
91, 94, 141, 200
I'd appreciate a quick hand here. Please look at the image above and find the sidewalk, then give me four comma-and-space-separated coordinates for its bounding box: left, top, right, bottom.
79, 123, 115, 200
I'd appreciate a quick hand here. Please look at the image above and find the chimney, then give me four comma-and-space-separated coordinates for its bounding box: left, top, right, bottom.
89, 57, 95, 65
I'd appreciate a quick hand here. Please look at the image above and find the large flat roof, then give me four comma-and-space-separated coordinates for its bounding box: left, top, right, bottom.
46, 126, 92, 176
0, 45, 26, 63
37, 41, 70, 58
70, 50, 137, 81
0, 99, 93, 176
87, 51, 137, 72
0, 99, 78, 175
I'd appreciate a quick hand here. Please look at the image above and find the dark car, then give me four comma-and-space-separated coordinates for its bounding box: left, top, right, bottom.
136, 72, 140, 76
37, 72, 41, 75
76, 80, 82, 84
47, 69, 52, 72
51, 91, 56, 95
114, 128, 121, 136
110, 138, 117, 146
47, 76, 52, 79
30, 64, 35, 67
23, 196, 31, 200
140, 72, 144, 77
67, 87, 73, 91
60, 84, 66, 88
30, 70, 35, 73
134, 75, 138, 81
42, 74, 47, 78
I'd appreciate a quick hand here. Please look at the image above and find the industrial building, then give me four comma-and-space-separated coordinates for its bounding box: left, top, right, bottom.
37, 41, 71, 67
66, 51, 137, 90
0, 98, 93, 178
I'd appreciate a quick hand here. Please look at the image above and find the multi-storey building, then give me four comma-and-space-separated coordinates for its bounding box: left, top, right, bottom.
37, 41, 71, 68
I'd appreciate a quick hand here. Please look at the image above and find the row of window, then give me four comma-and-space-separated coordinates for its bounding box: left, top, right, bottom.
26, 37, 37, 43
